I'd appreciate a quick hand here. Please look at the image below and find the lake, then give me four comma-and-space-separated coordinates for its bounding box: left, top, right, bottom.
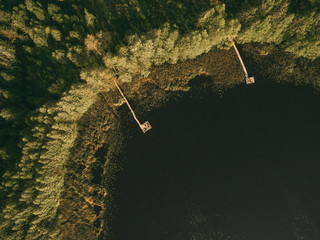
112, 80, 320, 240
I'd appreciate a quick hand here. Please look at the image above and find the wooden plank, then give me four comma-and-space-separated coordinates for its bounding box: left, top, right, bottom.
112, 69, 152, 133
246, 76, 255, 84
112, 77, 142, 126
232, 42, 248, 78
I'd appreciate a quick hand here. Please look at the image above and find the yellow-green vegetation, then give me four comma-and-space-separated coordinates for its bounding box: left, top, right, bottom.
0, 0, 320, 239
0, 83, 101, 239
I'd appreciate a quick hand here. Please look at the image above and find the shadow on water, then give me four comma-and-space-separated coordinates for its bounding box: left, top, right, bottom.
112, 81, 320, 240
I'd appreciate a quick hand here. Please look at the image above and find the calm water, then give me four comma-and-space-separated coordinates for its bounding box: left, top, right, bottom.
112, 81, 320, 240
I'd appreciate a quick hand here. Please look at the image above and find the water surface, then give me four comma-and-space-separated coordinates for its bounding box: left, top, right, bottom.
113, 81, 320, 240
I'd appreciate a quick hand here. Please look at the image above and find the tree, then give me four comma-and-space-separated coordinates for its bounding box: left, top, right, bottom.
236, 0, 294, 44
25, 0, 45, 21
284, 10, 320, 59
0, 41, 15, 68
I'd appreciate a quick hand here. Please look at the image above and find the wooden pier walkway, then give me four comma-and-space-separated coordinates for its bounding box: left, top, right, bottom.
112, 69, 152, 133
232, 42, 255, 84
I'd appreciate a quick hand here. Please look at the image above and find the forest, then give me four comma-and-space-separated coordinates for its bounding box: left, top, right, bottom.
0, 0, 319, 239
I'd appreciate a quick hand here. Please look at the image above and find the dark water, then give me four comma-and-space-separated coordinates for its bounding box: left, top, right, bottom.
113, 82, 320, 240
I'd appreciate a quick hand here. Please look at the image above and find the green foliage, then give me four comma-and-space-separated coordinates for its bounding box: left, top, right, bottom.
0, 41, 15, 68
84, 0, 212, 51
232, 0, 320, 58
102, 5, 240, 83
47, 4, 63, 23
284, 10, 320, 59
0, 82, 100, 239
84, 8, 95, 27
25, 0, 45, 21
236, 0, 294, 44
0, 0, 85, 171
0, 0, 319, 239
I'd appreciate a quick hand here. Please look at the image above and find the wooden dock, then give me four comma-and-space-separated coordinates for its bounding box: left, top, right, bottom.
232, 42, 255, 84
112, 69, 152, 133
